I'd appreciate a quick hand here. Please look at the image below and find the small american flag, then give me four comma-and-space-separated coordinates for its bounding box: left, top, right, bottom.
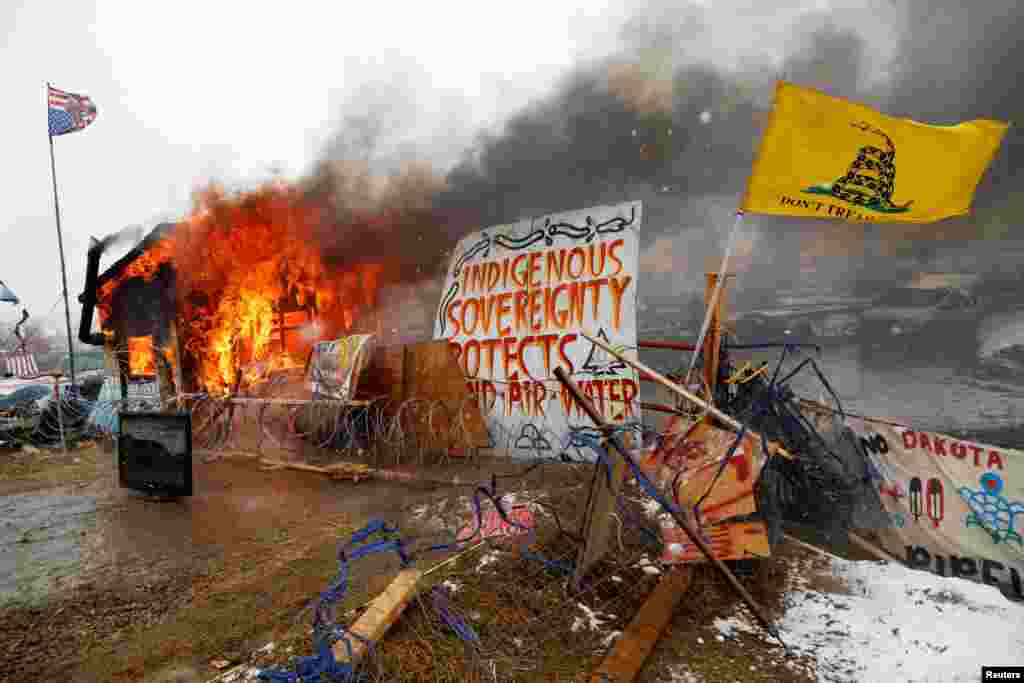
48, 85, 98, 137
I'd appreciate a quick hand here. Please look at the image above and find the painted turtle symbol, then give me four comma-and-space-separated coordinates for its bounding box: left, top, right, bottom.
958, 472, 1024, 546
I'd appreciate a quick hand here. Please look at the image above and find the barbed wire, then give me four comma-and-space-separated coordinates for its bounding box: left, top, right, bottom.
0, 338, 880, 680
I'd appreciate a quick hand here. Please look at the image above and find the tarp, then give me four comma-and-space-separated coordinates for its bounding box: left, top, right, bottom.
62, 351, 107, 375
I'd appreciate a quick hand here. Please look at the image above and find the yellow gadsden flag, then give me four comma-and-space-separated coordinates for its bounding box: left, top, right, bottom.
741, 81, 1009, 224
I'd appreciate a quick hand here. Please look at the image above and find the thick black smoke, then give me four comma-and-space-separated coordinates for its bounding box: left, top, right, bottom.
428, 4, 883, 309
884, 0, 1022, 197
308, 0, 1020, 318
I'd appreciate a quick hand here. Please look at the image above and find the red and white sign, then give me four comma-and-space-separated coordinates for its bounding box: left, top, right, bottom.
460, 506, 535, 542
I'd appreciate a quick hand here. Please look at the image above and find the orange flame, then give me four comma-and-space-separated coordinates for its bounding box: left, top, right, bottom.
128, 336, 156, 376
97, 183, 384, 395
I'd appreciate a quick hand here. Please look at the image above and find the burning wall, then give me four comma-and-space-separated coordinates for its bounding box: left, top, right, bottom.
94, 184, 393, 396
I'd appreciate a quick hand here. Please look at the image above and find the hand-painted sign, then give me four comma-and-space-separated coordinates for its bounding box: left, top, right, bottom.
307, 334, 374, 401
639, 418, 771, 564
845, 417, 1024, 600
433, 202, 642, 456
458, 506, 536, 542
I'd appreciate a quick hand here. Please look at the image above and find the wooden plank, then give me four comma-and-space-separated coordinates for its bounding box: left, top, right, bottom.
333, 568, 423, 664
848, 531, 900, 563
355, 343, 406, 402
256, 458, 372, 481
404, 341, 489, 449
783, 533, 845, 562
702, 272, 731, 416
167, 318, 186, 409
590, 568, 691, 683
574, 442, 628, 584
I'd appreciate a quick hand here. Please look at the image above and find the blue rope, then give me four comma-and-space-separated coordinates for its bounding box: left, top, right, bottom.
260, 405, 811, 678
258, 520, 410, 683
431, 585, 479, 643
259, 466, 585, 679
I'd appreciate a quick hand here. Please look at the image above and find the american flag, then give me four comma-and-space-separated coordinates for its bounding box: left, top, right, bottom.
48, 85, 98, 137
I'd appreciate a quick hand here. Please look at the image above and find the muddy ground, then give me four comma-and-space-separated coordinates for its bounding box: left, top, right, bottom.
3, 421, 1020, 681
0, 444, 576, 681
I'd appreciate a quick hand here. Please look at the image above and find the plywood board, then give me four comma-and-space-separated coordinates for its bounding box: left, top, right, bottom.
574, 433, 630, 584
403, 341, 489, 449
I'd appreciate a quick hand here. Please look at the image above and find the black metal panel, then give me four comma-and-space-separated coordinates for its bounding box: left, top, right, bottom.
117, 412, 192, 496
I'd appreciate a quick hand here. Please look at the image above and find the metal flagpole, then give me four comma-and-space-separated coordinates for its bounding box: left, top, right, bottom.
46, 82, 78, 387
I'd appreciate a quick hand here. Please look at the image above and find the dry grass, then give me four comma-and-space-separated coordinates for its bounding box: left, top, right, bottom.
70, 520, 364, 683
0, 443, 110, 489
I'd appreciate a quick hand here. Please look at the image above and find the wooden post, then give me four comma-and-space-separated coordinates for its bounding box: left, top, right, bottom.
574, 435, 629, 585
116, 337, 129, 402
157, 335, 175, 412
702, 272, 731, 412
590, 568, 691, 683
167, 319, 185, 409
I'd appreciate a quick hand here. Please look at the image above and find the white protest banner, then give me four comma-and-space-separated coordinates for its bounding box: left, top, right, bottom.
307, 334, 374, 401
433, 202, 642, 456
848, 418, 1024, 600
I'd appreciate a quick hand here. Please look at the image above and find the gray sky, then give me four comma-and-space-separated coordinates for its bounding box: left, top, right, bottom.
1, 0, 637, 337
1, 0, 903, 340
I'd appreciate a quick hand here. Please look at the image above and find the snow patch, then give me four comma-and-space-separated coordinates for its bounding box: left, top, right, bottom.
571, 602, 615, 633
725, 557, 1024, 681
641, 496, 674, 525
601, 630, 622, 648
222, 667, 263, 683
477, 550, 501, 571
635, 556, 662, 576
668, 667, 702, 682
713, 618, 745, 640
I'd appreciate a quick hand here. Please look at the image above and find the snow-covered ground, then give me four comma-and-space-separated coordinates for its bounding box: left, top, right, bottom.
715, 557, 1024, 682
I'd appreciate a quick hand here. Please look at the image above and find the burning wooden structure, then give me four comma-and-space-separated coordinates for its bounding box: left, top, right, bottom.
77, 187, 487, 454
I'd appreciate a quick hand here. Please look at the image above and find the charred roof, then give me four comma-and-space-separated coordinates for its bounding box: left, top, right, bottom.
95, 222, 178, 289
